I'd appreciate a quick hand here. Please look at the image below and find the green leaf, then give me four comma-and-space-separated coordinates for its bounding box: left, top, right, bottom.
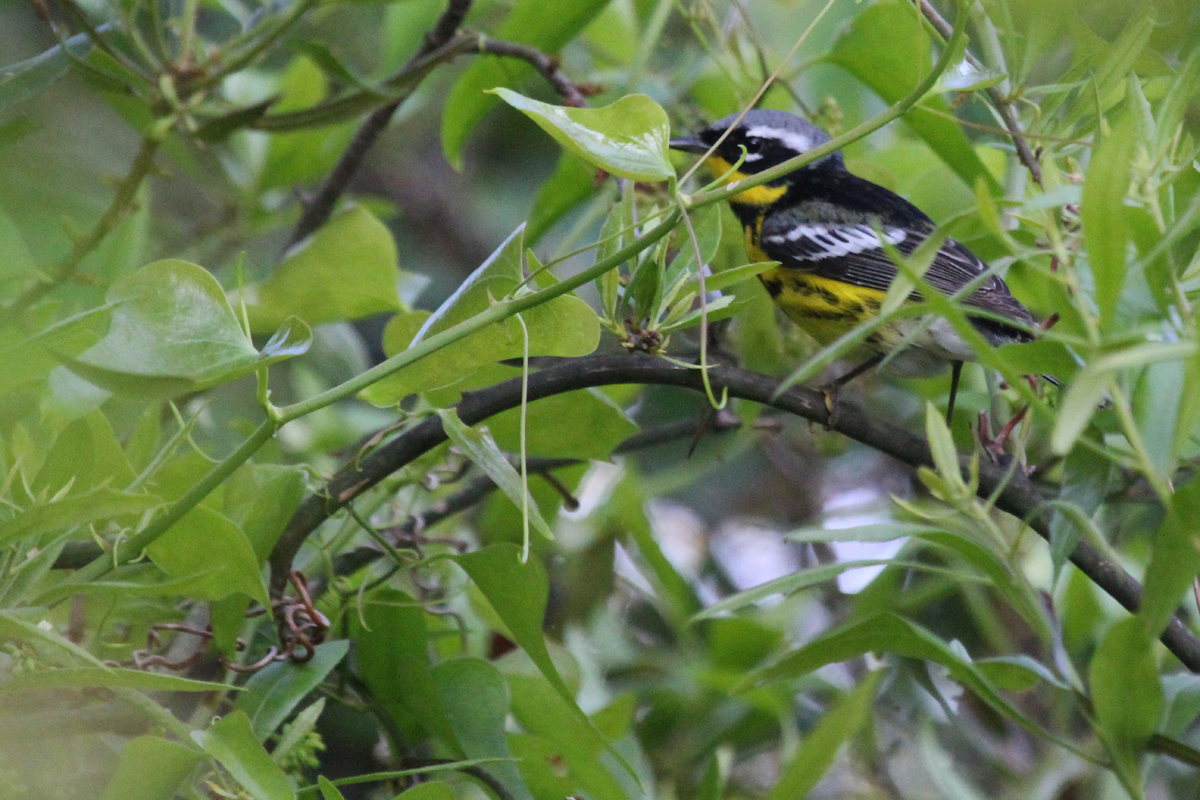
0, 207, 38, 284
786, 522, 942, 544
1140, 480, 1200, 637
1083, 116, 1134, 326
98, 735, 202, 800
257, 55, 356, 186
506, 672, 633, 800
433, 658, 533, 800
528, 151, 600, 244
691, 558, 935, 622
1089, 617, 1163, 796
454, 545, 578, 720
596, 190, 636, 322
1048, 447, 1110, 578
0, 610, 109, 668
351, 589, 458, 746
748, 613, 1065, 746
993, 339, 1080, 383
243, 207, 405, 333
272, 698, 325, 768
32, 410, 135, 495
0, 32, 95, 116
223, 463, 308, 565
0, 486, 160, 546
492, 89, 672, 181
485, 386, 637, 460
440, 0, 611, 167
318, 776, 347, 800
237, 640, 349, 740
439, 408, 554, 541
827, 1, 1000, 194
146, 505, 269, 606
1, 667, 234, 694
57, 260, 308, 396
391, 783, 455, 800
1052, 342, 1195, 454
193, 710, 296, 800
1134, 358, 1183, 478
655, 204, 723, 321
975, 655, 1069, 692
362, 225, 599, 405
924, 402, 963, 492
766, 671, 882, 800
704, 261, 778, 293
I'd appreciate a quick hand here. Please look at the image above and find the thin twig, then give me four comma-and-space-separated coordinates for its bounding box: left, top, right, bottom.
285, 0, 474, 247
284, 26, 595, 248
911, 0, 1043, 185
283, 11, 600, 248
267, 355, 1200, 673
0, 132, 163, 322
324, 415, 742, 581
474, 38, 590, 108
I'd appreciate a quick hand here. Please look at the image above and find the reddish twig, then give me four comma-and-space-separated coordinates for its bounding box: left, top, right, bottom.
911, 0, 1042, 186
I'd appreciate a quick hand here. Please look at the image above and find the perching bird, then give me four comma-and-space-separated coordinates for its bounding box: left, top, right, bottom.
670, 109, 1039, 424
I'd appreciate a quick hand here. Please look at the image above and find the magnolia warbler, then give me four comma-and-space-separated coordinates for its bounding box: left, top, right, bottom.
670, 110, 1040, 423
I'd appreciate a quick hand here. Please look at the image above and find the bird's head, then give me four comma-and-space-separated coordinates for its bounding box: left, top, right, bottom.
670, 109, 841, 177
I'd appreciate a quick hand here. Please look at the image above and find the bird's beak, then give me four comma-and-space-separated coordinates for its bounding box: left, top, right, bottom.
668, 135, 709, 155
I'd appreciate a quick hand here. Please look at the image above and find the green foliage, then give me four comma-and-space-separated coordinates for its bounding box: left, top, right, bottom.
2, 0, 1200, 798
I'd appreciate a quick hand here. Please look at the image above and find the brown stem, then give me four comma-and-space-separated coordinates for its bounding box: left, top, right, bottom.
266, 354, 1200, 673
286, 0, 473, 247
285, 8, 595, 248
475, 38, 590, 107
912, 0, 1043, 186
323, 414, 743, 581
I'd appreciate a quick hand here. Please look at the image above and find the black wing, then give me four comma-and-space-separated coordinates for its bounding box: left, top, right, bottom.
757, 215, 1035, 344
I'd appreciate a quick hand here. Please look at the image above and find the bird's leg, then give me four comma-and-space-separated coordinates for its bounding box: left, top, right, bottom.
946, 360, 964, 426
820, 354, 883, 429
977, 404, 1029, 460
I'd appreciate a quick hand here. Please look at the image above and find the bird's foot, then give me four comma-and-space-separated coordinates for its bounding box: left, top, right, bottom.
820, 382, 841, 430
977, 405, 1029, 461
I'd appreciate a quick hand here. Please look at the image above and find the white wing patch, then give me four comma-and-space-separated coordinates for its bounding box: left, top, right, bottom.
745, 125, 812, 153
764, 224, 908, 260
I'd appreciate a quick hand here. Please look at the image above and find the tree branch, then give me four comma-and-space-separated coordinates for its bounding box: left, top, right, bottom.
284, 0, 595, 248
474, 38, 590, 107
267, 354, 1200, 672
911, 0, 1043, 185
286, 0, 473, 247
325, 413, 742, 581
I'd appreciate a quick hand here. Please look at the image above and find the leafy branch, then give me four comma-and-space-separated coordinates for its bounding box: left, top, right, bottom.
266, 354, 1200, 673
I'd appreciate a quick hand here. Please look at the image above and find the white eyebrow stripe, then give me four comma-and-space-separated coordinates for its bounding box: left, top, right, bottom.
764, 224, 908, 259
744, 125, 813, 153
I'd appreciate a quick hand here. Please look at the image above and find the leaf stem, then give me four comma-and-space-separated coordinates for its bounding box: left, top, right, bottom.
49, 420, 277, 591
276, 209, 681, 423
55, 209, 681, 592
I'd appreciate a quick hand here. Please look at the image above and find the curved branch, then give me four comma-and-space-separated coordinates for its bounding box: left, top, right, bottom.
286, 0, 473, 247
911, 0, 1043, 186
268, 354, 1200, 672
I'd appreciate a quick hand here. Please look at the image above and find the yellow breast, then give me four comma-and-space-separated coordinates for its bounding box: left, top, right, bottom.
758, 265, 887, 345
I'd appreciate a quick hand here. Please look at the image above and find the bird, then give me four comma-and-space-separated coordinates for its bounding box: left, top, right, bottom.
669, 109, 1040, 425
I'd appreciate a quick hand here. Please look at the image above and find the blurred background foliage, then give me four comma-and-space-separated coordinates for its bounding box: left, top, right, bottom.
3, 0, 1200, 798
